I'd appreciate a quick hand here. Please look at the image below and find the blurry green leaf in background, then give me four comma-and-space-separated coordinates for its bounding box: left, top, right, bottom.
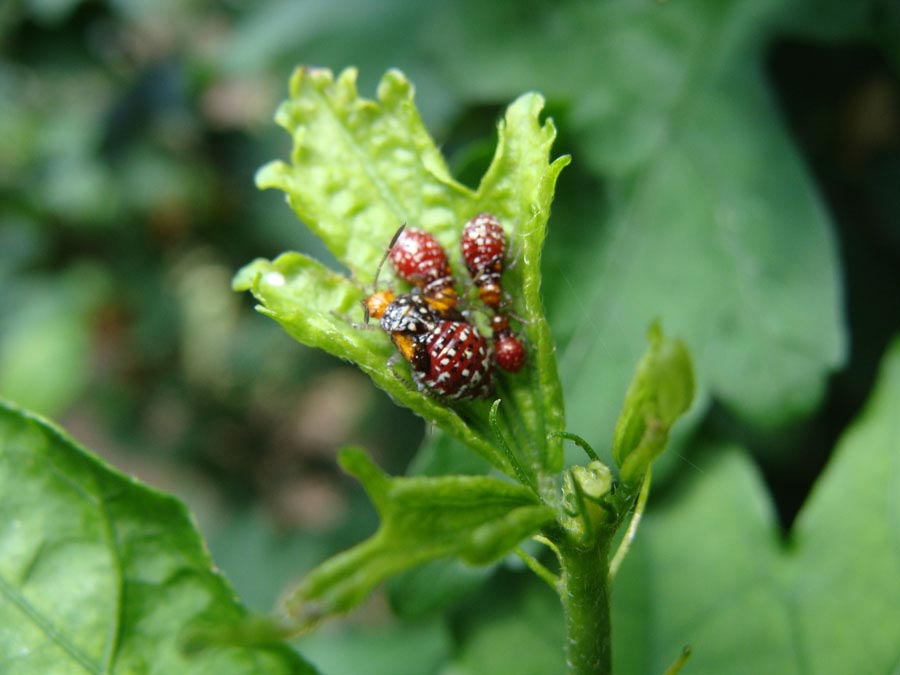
613, 337, 900, 674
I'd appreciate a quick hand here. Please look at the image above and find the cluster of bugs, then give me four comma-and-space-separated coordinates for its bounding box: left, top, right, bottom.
363, 214, 525, 401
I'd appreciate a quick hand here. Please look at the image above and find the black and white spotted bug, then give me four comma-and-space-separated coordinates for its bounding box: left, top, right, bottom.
415, 319, 492, 400
377, 292, 436, 337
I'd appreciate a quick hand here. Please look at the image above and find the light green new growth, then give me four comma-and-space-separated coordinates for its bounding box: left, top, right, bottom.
612, 322, 694, 487
236, 66, 568, 484
281, 447, 555, 629
239, 67, 696, 673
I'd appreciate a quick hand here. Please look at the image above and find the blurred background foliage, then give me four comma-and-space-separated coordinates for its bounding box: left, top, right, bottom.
1, 0, 898, 673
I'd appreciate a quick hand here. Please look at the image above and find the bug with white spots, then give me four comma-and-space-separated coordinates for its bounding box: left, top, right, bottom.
461, 213, 528, 373
461, 213, 506, 309
389, 226, 460, 318
364, 288, 492, 400
417, 319, 492, 400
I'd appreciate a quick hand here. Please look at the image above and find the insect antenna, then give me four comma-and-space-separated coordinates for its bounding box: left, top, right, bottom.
373, 223, 406, 289
363, 223, 406, 324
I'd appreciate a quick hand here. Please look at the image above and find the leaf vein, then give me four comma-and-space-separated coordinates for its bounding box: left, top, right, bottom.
313, 86, 410, 225
0, 572, 102, 674
95, 486, 123, 674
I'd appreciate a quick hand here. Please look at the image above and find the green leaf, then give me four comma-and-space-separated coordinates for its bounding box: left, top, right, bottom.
282, 448, 554, 622
449, 581, 565, 675
255, 67, 471, 275
612, 337, 900, 674
611, 323, 695, 486
0, 400, 315, 674
405, 430, 493, 478
298, 617, 451, 675
391, 436, 496, 619
425, 0, 846, 456
239, 67, 569, 478
474, 96, 570, 475
387, 558, 493, 619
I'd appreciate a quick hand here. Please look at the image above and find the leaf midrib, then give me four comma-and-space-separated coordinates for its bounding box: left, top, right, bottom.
311, 81, 473, 245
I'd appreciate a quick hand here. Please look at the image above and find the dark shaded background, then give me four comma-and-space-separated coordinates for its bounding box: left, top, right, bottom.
1, 1, 898, 672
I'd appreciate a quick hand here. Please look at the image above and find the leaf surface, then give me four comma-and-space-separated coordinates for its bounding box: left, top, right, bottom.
282, 448, 555, 622
611, 323, 695, 486
612, 338, 900, 674
0, 401, 315, 675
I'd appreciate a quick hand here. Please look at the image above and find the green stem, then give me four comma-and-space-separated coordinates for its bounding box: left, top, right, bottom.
609, 466, 652, 582
557, 538, 612, 675
515, 546, 559, 589
548, 430, 600, 462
